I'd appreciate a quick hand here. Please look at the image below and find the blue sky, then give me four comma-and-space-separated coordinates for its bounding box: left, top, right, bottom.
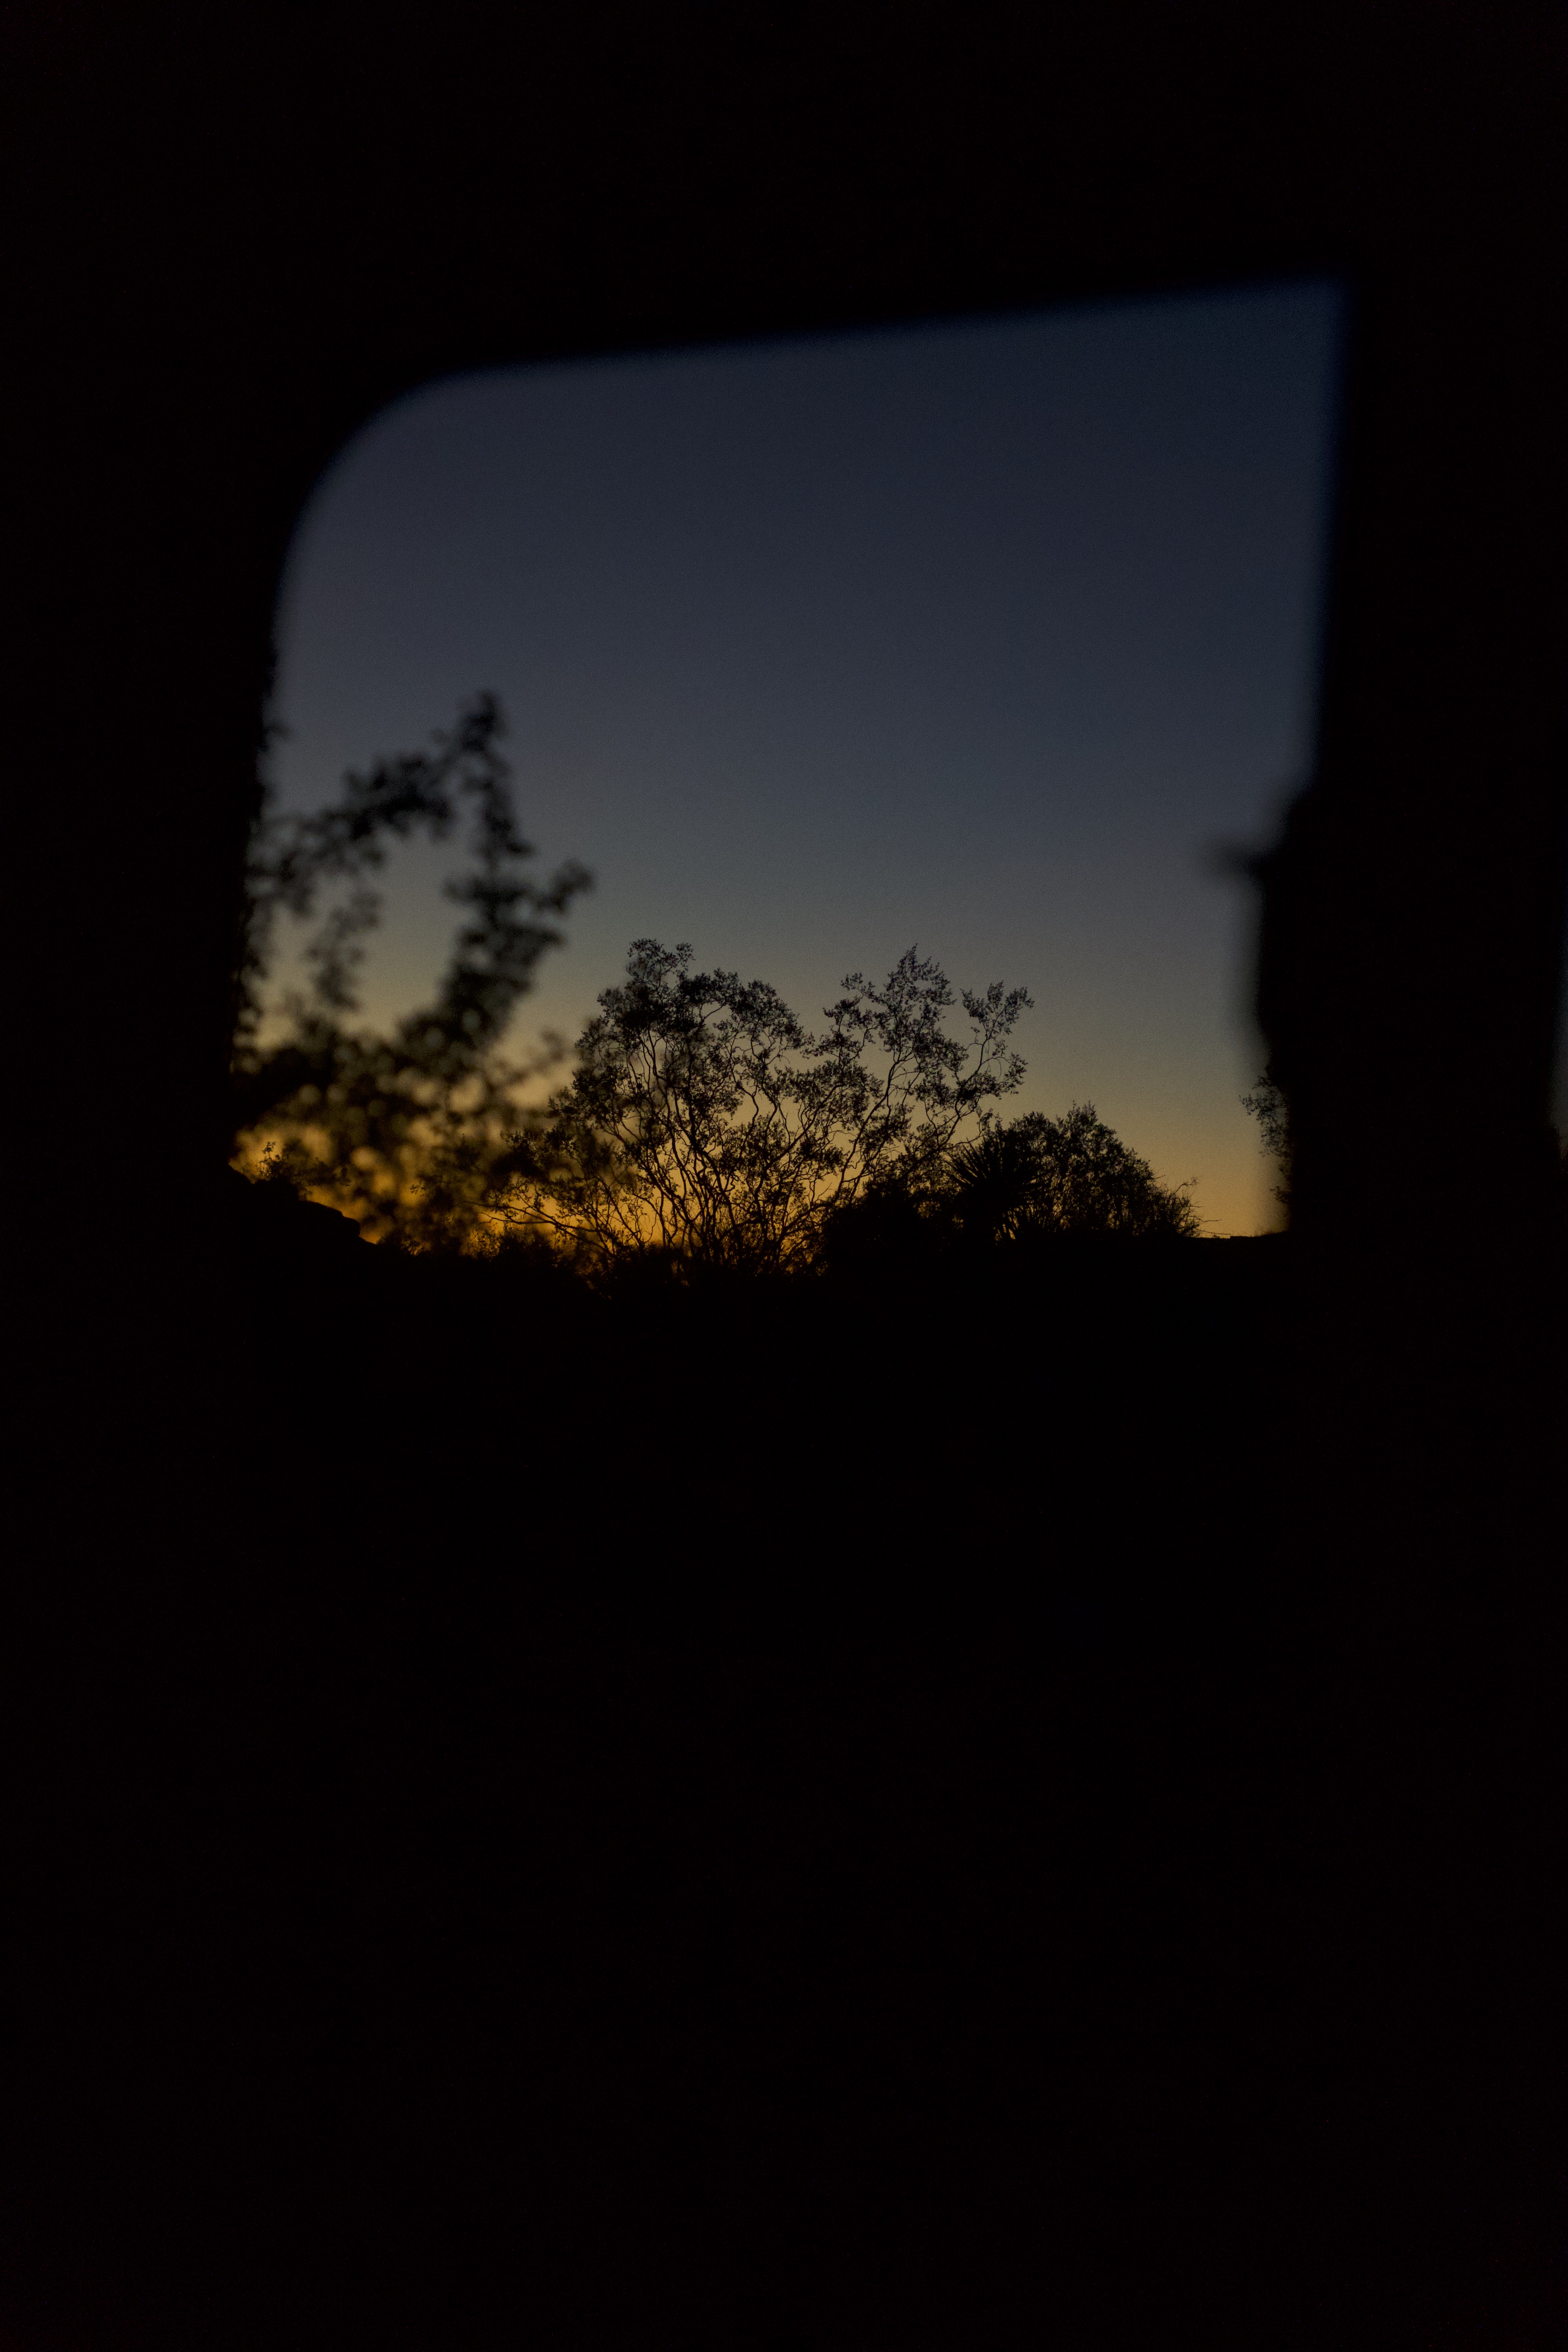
267, 281, 1348, 1232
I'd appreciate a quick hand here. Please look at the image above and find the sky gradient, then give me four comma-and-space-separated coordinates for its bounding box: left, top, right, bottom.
267, 282, 1350, 1233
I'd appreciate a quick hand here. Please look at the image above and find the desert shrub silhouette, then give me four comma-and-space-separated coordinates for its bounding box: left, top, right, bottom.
500, 937, 1032, 1274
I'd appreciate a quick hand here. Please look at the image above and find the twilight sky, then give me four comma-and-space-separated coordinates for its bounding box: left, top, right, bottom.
267, 281, 1349, 1233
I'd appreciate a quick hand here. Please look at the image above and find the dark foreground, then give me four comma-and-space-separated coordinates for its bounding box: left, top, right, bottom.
6, 1185, 1565, 2349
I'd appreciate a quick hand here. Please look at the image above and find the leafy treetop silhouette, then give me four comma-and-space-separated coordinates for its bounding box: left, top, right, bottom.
503, 938, 1034, 1271
231, 694, 590, 1247
942, 1104, 1201, 1241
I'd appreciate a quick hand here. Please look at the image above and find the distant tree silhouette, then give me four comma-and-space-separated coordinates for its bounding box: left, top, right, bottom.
231, 695, 590, 1247
944, 1103, 1202, 1241
501, 939, 1032, 1272
1241, 1063, 1292, 1213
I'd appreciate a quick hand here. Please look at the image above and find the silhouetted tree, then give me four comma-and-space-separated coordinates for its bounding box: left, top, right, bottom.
945, 1103, 1202, 1241
1241, 1064, 1292, 1213
231, 695, 590, 1247
501, 939, 1032, 1271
